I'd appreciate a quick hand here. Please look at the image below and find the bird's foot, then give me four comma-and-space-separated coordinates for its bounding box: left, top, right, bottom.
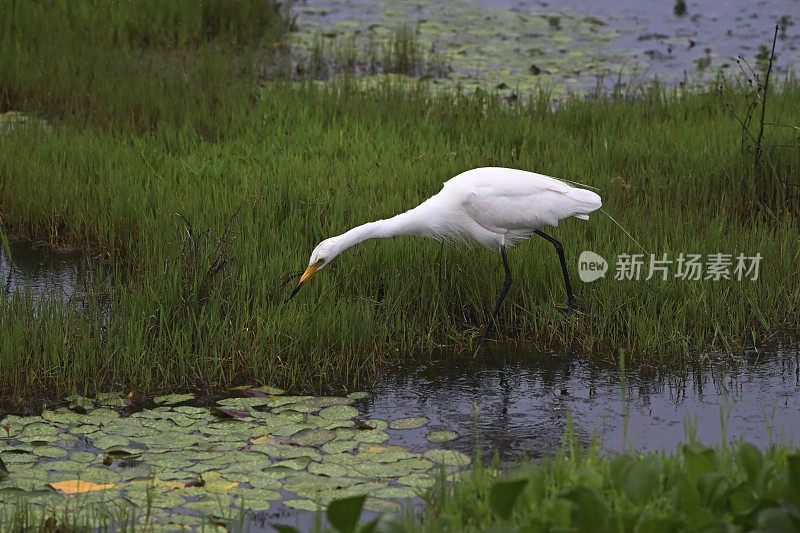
559, 299, 587, 315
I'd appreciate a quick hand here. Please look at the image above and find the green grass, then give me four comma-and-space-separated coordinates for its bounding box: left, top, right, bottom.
410, 433, 800, 532
0, 2, 799, 400
0, 0, 291, 135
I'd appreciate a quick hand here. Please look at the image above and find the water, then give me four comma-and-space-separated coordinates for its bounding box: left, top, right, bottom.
359, 344, 800, 463
0, 240, 96, 305
293, 0, 800, 94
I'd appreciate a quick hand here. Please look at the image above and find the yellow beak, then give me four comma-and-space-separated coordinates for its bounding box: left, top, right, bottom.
287, 263, 320, 300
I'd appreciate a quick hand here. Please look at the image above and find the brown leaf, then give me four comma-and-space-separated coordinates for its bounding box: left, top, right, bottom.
211, 406, 250, 419
352, 418, 375, 430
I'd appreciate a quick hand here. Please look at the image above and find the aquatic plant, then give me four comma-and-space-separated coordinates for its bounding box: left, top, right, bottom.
415, 439, 800, 532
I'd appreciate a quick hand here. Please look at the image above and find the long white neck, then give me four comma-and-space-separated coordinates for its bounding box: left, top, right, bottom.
332, 205, 435, 254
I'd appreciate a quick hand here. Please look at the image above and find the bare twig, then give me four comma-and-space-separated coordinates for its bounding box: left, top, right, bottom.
764, 122, 800, 131
754, 25, 779, 170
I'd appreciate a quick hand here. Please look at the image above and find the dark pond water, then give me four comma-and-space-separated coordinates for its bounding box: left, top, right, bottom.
0, 240, 97, 305
359, 344, 800, 463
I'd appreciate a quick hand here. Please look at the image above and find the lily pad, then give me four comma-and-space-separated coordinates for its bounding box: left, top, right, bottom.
423, 449, 471, 467
397, 473, 436, 488
426, 430, 459, 442
318, 405, 359, 420
307, 462, 350, 478
352, 430, 390, 444
290, 428, 337, 447
373, 486, 418, 498
272, 457, 314, 470
69, 451, 98, 463
32, 446, 68, 459
346, 392, 369, 400
322, 440, 359, 454
94, 435, 130, 450
389, 417, 430, 430
353, 461, 410, 478
284, 498, 324, 511
49, 479, 115, 494
216, 397, 271, 409
153, 393, 195, 405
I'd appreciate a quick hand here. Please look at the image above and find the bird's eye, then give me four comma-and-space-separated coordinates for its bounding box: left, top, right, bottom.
316, 258, 325, 265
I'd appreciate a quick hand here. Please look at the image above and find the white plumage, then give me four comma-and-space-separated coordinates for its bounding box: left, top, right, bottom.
288, 167, 602, 343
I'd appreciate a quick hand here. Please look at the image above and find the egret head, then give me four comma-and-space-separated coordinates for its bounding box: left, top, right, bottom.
287, 237, 344, 300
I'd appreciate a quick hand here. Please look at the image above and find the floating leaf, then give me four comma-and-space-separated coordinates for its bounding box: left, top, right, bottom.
153, 393, 195, 405
201, 471, 240, 492
273, 457, 314, 470
346, 392, 369, 400
211, 406, 251, 419
308, 462, 350, 478
423, 449, 471, 467
291, 428, 337, 447
32, 446, 68, 459
354, 461, 410, 478
49, 479, 115, 494
389, 417, 430, 430
372, 486, 418, 499
397, 473, 435, 488
251, 385, 285, 395
94, 435, 129, 450
284, 499, 324, 511
217, 397, 270, 409
70, 451, 97, 463
352, 430, 390, 444
322, 440, 359, 454
426, 430, 458, 443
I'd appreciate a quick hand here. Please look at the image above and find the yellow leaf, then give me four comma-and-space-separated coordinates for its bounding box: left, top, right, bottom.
201, 471, 239, 493
365, 446, 388, 454
251, 435, 273, 445
49, 480, 115, 494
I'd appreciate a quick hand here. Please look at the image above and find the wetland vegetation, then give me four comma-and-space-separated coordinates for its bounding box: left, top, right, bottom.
1, 0, 800, 530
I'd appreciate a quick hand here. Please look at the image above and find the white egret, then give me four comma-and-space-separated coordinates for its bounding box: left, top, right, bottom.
288, 167, 602, 343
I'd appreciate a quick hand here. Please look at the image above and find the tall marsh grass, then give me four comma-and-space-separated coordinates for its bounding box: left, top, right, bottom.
0, 0, 291, 134
0, 2, 798, 399
1, 80, 799, 398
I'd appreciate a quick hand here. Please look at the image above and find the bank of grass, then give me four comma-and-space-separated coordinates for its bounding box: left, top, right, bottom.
410, 435, 800, 532
1, 79, 798, 399
0, 3, 799, 400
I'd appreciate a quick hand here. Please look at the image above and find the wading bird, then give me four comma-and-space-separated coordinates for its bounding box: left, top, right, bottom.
288, 167, 601, 344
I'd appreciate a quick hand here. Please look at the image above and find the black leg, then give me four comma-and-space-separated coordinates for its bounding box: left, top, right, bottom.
534, 230, 581, 311
478, 245, 512, 346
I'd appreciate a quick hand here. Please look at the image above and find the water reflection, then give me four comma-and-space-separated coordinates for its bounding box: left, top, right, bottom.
359, 344, 800, 464
0, 240, 97, 305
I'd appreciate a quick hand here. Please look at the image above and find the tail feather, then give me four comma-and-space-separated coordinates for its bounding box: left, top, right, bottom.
566, 188, 602, 220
